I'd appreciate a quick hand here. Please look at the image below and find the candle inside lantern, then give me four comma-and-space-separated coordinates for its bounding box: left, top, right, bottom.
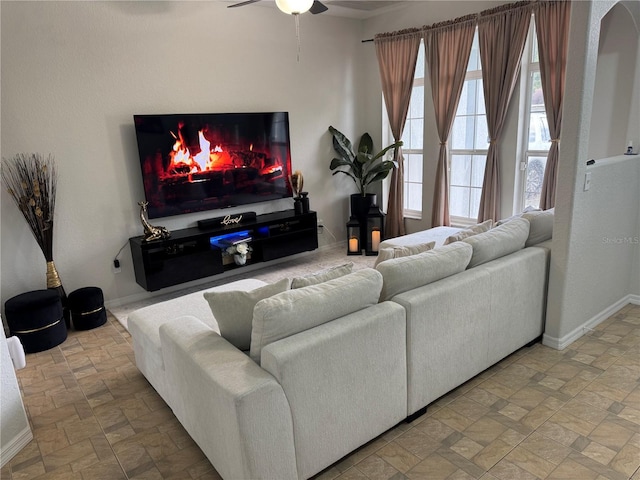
348, 236, 359, 253
371, 229, 381, 252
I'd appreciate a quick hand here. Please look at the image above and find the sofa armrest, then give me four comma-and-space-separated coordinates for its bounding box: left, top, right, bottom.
160, 316, 297, 480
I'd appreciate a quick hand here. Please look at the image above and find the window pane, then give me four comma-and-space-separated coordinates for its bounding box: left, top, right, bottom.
457, 80, 477, 116
468, 31, 480, 71
476, 78, 486, 115
471, 155, 486, 188
469, 187, 482, 220
401, 126, 410, 148
525, 155, 547, 208
451, 116, 475, 150
531, 29, 539, 63
409, 118, 423, 150
531, 71, 544, 109
475, 114, 489, 149
406, 183, 422, 211
406, 154, 423, 183
410, 85, 424, 118
451, 155, 471, 186
450, 186, 470, 218
415, 43, 425, 79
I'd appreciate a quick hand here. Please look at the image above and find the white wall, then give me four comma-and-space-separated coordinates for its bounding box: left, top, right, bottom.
1, 1, 366, 307
543, 1, 640, 350
0, 328, 32, 467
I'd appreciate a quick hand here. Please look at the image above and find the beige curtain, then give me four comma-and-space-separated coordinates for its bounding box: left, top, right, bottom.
374, 30, 421, 238
424, 16, 476, 227
537, 0, 571, 209
477, 2, 532, 222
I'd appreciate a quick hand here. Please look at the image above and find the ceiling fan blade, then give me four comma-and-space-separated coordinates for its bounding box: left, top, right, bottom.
309, 1, 328, 14
227, 0, 262, 8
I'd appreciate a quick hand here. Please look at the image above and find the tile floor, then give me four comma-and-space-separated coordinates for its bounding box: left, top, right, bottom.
2, 299, 639, 479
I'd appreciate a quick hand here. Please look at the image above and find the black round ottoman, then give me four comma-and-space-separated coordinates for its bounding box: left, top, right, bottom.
5, 290, 67, 353
68, 287, 107, 331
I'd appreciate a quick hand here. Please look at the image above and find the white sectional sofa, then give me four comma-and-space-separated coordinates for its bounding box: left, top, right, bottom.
129, 212, 553, 480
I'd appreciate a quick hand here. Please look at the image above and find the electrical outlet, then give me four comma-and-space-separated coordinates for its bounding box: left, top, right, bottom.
317, 218, 324, 234
584, 172, 592, 191
112, 260, 122, 274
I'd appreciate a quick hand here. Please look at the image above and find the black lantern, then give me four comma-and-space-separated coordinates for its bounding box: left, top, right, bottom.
365, 205, 384, 256
346, 215, 362, 255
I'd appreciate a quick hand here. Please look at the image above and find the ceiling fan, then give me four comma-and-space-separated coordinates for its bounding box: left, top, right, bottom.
228, 0, 328, 15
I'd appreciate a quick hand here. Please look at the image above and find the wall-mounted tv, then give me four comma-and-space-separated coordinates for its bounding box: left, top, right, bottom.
133, 112, 293, 219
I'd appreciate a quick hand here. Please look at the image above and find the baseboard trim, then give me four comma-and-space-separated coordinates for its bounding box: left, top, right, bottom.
0, 426, 33, 468
543, 294, 638, 350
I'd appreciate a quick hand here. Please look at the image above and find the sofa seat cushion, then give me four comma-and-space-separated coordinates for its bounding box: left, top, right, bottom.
250, 269, 383, 363
203, 278, 290, 350
463, 217, 530, 268
376, 242, 473, 302
379, 226, 462, 250
128, 278, 267, 400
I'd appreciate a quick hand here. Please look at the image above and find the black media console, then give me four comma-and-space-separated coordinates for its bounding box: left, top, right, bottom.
130, 210, 318, 291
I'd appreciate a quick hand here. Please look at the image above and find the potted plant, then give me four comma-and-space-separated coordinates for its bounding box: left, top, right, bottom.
328, 126, 402, 218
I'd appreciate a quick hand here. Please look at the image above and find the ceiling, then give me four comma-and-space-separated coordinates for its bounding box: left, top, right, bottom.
224, 1, 408, 19
323, 1, 407, 18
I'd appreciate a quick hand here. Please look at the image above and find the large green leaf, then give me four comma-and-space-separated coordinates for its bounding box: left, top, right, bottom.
358, 133, 373, 155
329, 157, 354, 171
371, 141, 403, 162
329, 126, 355, 163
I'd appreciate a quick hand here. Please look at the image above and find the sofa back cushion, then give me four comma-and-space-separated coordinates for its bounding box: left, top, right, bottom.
463, 217, 530, 268
250, 269, 383, 364
443, 219, 493, 245
203, 278, 290, 351
376, 242, 473, 302
522, 208, 554, 246
373, 241, 436, 267
290, 263, 353, 289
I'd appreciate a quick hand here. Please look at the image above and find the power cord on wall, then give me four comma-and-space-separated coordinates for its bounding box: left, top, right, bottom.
321, 224, 337, 243
113, 240, 129, 269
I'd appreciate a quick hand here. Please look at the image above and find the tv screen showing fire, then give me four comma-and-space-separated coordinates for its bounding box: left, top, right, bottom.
133, 112, 293, 219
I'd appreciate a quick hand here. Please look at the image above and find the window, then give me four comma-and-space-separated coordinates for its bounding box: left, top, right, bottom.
401, 41, 425, 218
520, 23, 550, 210
449, 31, 489, 224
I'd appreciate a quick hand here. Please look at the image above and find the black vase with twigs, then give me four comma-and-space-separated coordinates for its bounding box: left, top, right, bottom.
2, 153, 69, 325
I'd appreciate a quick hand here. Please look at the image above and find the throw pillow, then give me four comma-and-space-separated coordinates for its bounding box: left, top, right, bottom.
373, 241, 436, 268
290, 262, 353, 289
522, 208, 554, 246
203, 278, 290, 351
462, 217, 530, 268
376, 242, 473, 301
444, 219, 493, 245
250, 269, 383, 364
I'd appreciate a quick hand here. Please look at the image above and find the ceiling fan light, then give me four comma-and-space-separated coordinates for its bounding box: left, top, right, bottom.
275, 0, 313, 15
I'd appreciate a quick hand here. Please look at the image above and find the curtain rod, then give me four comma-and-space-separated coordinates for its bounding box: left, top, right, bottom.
363, 0, 535, 44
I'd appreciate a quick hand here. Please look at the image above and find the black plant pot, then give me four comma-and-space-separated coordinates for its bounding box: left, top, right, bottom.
350, 193, 377, 220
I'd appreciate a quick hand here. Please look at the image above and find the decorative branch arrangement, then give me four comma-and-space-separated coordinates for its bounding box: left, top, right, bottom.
289, 170, 304, 198
1, 153, 68, 317
1, 153, 58, 263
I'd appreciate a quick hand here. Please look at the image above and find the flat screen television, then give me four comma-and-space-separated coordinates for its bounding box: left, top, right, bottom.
133, 112, 293, 219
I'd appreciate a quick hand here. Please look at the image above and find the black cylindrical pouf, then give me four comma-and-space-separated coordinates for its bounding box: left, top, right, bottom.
5, 290, 67, 353
68, 287, 107, 331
